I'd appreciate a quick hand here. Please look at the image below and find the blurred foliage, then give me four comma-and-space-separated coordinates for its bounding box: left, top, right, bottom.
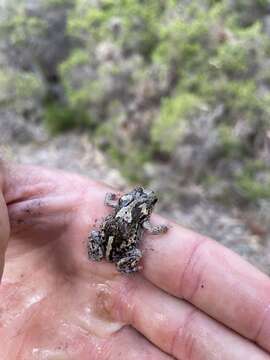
68, 0, 165, 58
43, 101, 90, 134
1, 0, 270, 204
0, 69, 44, 110
151, 93, 203, 153
236, 161, 270, 201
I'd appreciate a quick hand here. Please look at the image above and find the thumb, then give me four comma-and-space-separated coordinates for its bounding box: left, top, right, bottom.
0, 166, 10, 280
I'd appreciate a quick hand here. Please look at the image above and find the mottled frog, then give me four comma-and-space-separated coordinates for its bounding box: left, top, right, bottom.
87, 187, 168, 273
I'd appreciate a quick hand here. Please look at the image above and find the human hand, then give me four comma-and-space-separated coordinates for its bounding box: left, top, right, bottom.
0, 164, 269, 359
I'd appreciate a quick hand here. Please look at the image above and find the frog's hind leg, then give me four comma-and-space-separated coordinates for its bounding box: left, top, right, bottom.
116, 248, 142, 273
87, 230, 104, 261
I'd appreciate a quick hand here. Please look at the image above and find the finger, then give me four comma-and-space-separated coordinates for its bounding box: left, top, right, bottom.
99, 276, 270, 360
3, 164, 91, 245
141, 217, 270, 353
109, 326, 175, 360
0, 164, 10, 279
3, 164, 91, 205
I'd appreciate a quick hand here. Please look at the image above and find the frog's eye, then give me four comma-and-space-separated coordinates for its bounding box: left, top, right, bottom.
134, 186, 144, 194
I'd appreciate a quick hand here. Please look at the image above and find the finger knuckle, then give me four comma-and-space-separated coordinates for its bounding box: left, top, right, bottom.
179, 236, 210, 301
171, 308, 198, 359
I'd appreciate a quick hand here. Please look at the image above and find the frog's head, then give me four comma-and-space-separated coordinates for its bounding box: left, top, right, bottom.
135, 187, 158, 219
118, 187, 158, 221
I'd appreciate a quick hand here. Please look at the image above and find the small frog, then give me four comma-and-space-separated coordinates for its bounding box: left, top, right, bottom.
87, 186, 168, 273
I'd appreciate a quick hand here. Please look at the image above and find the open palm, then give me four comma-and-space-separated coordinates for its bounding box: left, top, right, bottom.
0, 164, 270, 359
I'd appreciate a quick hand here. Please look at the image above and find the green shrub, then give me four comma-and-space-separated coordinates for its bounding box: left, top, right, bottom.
43, 102, 90, 134
235, 161, 270, 201
151, 93, 203, 153
0, 69, 44, 109
217, 124, 246, 157
236, 175, 270, 201
68, 0, 164, 58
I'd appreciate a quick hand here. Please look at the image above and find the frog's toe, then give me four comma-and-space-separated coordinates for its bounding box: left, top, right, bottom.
116, 249, 142, 273
104, 192, 118, 207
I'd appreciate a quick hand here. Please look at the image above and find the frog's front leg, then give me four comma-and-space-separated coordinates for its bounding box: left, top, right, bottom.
116, 248, 142, 273
142, 220, 168, 235
88, 229, 105, 261
104, 192, 118, 208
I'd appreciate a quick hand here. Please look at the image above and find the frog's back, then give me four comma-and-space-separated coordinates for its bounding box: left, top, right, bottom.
102, 214, 128, 239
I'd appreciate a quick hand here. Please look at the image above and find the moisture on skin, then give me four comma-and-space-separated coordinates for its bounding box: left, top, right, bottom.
87, 187, 168, 273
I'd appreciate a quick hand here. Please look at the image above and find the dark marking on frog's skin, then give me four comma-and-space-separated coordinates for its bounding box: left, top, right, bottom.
87, 186, 168, 273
